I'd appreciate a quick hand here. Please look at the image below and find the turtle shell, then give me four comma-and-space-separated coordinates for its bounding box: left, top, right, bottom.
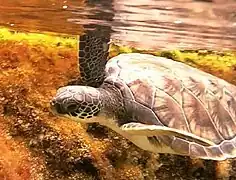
104, 53, 236, 160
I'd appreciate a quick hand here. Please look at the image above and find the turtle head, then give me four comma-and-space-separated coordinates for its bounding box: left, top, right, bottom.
50, 86, 104, 123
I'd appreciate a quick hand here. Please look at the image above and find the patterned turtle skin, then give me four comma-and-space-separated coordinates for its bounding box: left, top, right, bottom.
50, 33, 236, 161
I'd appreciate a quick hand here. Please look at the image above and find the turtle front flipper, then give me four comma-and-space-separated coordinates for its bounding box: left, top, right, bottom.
121, 122, 215, 146
70, 30, 111, 87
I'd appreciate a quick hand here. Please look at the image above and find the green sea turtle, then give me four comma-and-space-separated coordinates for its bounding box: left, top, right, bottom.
50, 32, 236, 161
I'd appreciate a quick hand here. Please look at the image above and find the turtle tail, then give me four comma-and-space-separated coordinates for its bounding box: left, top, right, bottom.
78, 30, 111, 87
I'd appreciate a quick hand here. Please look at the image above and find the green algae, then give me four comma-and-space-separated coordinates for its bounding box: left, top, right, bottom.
0, 27, 77, 48
110, 44, 236, 70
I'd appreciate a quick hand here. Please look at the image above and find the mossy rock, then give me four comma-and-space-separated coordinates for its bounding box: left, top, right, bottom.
0, 27, 236, 180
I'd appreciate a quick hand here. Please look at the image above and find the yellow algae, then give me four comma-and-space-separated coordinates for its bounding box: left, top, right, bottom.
0, 27, 77, 48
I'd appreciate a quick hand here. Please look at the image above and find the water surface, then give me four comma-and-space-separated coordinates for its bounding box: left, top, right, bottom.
0, 0, 235, 50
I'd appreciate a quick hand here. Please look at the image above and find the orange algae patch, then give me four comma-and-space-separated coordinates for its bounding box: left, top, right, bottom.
116, 165, 143, 180
0, 39, 122, 179
0, 119, 44, 180
0, 40, 90, 179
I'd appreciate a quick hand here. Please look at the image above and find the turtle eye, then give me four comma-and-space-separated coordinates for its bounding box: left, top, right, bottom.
66, 103, 78, 112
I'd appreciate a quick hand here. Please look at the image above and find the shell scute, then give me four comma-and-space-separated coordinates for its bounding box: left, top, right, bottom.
205, 146, 224, 159
170, 138, 190, 156
182, 76, 236, 140
220, 140, 235, 155
207, 96, 236, 140
181, 88, 224, 143
127, 79, 155, 108
152, 87, 190, 133
190, 143, 208, 158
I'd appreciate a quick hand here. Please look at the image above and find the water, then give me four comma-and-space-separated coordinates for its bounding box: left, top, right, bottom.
0, 0, 235, 50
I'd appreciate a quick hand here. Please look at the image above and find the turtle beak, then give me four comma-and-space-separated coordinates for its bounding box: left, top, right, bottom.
50, 98, 66, 115
50, 99, 57, 114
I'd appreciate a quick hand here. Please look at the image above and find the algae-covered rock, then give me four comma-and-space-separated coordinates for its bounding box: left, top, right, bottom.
0, 28, 236, 180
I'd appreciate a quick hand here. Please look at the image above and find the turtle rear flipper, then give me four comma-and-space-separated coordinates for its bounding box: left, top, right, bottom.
121, 122, 215, 146
121, 122, 236, 160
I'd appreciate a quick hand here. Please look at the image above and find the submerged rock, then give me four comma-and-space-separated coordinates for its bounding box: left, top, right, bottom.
0, 29, 236, 180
